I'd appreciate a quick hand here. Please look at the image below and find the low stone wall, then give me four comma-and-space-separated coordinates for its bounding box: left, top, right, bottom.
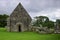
29, 25, 55, 33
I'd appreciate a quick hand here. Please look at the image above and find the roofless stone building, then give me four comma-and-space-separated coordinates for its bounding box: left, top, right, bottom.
6, 3, 32, 32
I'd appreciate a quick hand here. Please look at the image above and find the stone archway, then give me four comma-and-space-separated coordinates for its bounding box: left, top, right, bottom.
16, 22, 24, 32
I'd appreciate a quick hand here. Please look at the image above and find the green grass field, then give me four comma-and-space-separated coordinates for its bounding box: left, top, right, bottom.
0, 28, 60, 40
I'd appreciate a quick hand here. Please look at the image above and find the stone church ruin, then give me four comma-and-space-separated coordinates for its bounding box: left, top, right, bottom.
6, 3, 32, 32
6, 3, 60, 33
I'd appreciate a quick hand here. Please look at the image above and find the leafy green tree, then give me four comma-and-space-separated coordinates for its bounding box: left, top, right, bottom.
56, 19, 60, 24
0, 14, 9, 27
56, 19, 60, 26
33, 16, 49, 26
32, 16, 54, 28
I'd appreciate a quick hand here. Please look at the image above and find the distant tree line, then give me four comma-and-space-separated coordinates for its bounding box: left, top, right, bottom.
0, 14, 9, 27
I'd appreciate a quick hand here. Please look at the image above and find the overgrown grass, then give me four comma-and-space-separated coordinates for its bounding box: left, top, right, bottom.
0, 28, 60, 40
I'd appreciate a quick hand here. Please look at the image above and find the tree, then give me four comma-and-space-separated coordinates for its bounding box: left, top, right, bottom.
32, 16, 54, 28
0, 14, 9, 27
56, 19, 60, 26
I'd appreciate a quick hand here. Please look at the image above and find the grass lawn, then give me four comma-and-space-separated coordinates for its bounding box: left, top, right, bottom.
0, 28, 60, 40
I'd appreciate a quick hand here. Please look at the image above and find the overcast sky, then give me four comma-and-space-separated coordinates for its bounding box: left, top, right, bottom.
0, 0, 60, 21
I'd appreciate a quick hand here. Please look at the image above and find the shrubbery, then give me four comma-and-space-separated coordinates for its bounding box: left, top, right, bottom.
0, 14, 9, 27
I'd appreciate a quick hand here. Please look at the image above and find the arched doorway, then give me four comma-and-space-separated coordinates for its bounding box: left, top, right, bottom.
16, 22, 24, 32
18, 25, 21, 32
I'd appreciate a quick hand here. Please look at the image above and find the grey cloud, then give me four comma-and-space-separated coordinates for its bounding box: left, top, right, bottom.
26, 0, 60, 13
0, 0, 60, 21
0, 0, 60, 14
